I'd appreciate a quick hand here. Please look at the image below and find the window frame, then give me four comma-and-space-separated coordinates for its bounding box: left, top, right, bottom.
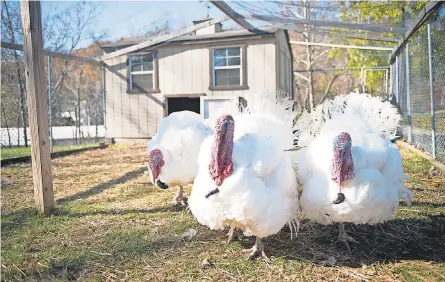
127, 51, 160, 94
209, 44, 248, 91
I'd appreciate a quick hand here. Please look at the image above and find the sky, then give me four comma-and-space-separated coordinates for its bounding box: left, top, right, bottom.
41, 0, 235, 48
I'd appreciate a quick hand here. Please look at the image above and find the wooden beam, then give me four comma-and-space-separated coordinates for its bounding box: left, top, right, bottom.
210, 1, 256, 31
1, 41, 100, 65
294, 66, 389, 72
243, 13, 406, 34
396, 140, 445, 172
269, 24, 399, 43
290, 40, 394, 51
98, 16, 229, 61
20, 0, 54, 214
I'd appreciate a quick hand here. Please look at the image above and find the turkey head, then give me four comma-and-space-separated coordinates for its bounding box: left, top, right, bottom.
209, 114, 235, 186
148, 149, 165, 186
331, 132, 354, 204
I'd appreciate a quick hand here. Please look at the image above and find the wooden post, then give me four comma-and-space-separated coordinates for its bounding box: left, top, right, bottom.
20, 0, 54, 214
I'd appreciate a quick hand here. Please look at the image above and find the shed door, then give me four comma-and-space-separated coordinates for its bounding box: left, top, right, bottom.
200, 96, 239, 119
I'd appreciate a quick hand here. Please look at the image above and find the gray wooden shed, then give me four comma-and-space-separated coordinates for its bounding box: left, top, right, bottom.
101, 20, 293, 141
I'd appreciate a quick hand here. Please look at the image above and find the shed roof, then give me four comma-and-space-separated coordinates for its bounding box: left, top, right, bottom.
100, 27, 279, 49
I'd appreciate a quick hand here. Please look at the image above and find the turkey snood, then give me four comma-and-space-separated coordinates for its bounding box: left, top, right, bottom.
148, 149, 164, 184
209, 114, 235, 187
331, 132, 354, 204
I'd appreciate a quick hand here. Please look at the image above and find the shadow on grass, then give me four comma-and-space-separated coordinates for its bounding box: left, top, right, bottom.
412, 201, 445, 208
256, 214, 445, 267
1, 167, 147, 235
2, 208, 444, 280
53, 205, 186, 217
0, 204, 186, 238
56, 167, 146, 204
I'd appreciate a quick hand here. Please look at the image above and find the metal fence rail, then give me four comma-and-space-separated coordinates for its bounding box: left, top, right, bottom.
390, 3, 445, 162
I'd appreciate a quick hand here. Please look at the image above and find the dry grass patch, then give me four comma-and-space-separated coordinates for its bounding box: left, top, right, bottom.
1, 144, 444, 281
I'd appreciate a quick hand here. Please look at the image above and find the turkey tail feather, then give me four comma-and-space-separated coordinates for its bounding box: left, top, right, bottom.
294, 92, 401, 146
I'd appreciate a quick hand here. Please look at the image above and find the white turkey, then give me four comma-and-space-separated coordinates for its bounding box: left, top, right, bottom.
188, 114, 300, 260
147, 111, 212, 205
147, 93, 297, 208
210, 93, 299, 244
295, 92, 413, 251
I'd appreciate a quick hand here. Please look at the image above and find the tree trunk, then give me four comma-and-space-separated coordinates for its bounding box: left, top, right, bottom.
3, 2, 29, 146
77, 68, 83, 144
95, 113, 99, 142
1, 102, 12, 147
320, 73, 342, 104
17, 61, 28, 147
303, 3, 314, 112
16, 105, 21, 146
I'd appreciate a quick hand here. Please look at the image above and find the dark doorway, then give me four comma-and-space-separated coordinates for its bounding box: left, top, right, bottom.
167, 97, 200, 115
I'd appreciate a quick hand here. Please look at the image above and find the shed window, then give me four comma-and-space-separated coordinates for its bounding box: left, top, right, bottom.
210, 46, 247, 91
128, 53, 157, 92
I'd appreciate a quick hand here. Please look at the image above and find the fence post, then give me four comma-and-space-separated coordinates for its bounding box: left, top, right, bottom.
20, 0, 54, 214
406, 43, 412, 143
427, 23, 436, 159
47, 55, 53, 152
395, 56, 399, 103
385, 68, 389, 97
101, 63, 106, 137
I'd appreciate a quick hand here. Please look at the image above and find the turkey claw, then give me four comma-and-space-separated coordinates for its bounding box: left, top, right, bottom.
227, 228, 238, 244
337, 233, 357, 253
242, 247, 270, 262
242, 238, 270, 262
173, 197, 188, 206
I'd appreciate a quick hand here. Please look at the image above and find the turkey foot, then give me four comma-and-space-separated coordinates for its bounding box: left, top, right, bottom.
227, 227, 238, 244
242, 237, 270, 262
375, 223, 396, 238
337, 223, 357, 253
173, 186, 187, 206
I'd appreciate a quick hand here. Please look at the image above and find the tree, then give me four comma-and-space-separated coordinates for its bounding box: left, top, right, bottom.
234, 0, 349, 111
1, 1, 103, 146
1, 1, 28, 146
335, 1, 426, 96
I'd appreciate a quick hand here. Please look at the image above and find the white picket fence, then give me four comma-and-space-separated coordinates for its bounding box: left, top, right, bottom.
1, 125, 105, 146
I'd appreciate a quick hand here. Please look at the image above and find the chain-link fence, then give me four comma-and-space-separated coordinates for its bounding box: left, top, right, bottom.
390, 3, 445, 163
1, 47, 105, 160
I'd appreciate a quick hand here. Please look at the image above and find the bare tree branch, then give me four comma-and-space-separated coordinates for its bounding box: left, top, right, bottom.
294, 72, 310, 82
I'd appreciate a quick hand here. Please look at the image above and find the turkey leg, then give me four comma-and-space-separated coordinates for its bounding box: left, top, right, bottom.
242, 237, 270, 262
337, 222, 357, 253
173, 186, 187, 206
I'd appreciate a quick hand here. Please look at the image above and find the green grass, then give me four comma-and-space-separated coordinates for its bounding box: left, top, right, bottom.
0, 143, 101, 160
1, 144, 444, 281
409, 115, 445, 133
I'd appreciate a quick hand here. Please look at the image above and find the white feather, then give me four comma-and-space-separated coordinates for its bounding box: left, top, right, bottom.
294, 92, 401, 146
147, 93, 298, 187
214, 93, 297, 151
298, 106, 413, 226
147, 111, 212, 186
189, 128, 300, 238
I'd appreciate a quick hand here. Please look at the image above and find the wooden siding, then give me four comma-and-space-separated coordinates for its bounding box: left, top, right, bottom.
275, 30, 292, 98
105, 37, 279, 139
